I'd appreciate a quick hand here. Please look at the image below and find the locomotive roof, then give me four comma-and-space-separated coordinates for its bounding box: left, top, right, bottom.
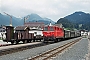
44, 25, 62, 28
44, 23, 63, 28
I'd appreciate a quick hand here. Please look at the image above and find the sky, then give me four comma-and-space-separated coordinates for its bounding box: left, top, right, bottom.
0, 0, 90, 22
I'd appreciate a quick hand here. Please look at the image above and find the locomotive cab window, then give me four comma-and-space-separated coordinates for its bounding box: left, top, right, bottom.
57, 27, 59, 30
54, 27, 57, 30
49, 27, 54, 31
44, 27, 48, 31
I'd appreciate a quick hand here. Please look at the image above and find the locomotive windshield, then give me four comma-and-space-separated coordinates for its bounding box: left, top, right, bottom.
44, 27, 48, 31
50, 27, 54, 31
44, 26, 54, 31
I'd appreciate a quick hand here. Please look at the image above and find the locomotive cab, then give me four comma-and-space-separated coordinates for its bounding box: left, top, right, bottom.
43, 26, 55, 42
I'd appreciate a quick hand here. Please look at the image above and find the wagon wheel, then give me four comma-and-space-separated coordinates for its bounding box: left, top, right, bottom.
11, 41, 14, 44
11, 41, 18, 44
27, 40, 30, 43
23, 40, 27, 44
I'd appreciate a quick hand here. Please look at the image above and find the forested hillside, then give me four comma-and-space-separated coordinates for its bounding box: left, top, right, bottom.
57, 11, 90, 30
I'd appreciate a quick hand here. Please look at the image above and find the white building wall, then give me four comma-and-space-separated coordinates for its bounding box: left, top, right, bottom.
0, 31, 6, 39
29, 30, 43, 36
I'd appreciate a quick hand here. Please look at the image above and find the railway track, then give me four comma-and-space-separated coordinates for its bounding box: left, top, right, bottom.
27, 38, 82, 60
0, 42, 51, 56
0, 44, 11, 47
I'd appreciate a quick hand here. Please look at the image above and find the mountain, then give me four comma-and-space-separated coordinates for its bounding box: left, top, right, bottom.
26, 14, 43, 21
25, 13, 55, 24
57, 11, 90, 30
0, 13, 22, 26
64, 11, 90, 24
43, 18, 55, 24
0, 13, 55, 27
57, 18, 74, 29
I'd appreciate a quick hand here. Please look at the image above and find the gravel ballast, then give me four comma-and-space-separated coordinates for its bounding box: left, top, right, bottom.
54, 38, 89, 60
0, 38, 81, 60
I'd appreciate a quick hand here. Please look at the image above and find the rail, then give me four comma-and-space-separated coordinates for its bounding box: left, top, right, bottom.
27, 38, 82, 60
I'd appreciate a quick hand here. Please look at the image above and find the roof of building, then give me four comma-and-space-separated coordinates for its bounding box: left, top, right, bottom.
15, 26, 30, 31
24, 22, 45, 27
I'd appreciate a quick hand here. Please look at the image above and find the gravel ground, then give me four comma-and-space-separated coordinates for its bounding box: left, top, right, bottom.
0, 38, 80, 60
86, 38, 90, 60
54, 38, 89, 60
88, 39, 90, 60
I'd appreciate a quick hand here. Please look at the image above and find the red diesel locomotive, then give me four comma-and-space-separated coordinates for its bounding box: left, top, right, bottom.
43, 24, 81, 42
43, 24, 64, 42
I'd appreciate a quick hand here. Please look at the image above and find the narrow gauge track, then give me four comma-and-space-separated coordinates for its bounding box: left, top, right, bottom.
0, 42, 52, 56
27, 38, 82, 60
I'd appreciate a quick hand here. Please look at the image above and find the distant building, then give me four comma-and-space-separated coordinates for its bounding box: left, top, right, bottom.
0, 27, 6, 39
88, 31, 90, 39
24, 22, 45, 30
80, 30, 88, 37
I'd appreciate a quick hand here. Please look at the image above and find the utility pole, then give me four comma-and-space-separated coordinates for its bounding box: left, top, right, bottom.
4, 12, 12, 26
24, 16, 30, 25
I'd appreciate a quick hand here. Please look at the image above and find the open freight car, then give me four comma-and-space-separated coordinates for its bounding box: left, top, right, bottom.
3, 26, 34, 44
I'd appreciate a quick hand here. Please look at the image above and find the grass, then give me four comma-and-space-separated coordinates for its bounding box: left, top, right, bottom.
0, 37, 3, 40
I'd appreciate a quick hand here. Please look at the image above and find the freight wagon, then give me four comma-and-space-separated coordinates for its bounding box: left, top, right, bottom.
3, 26, 34, 44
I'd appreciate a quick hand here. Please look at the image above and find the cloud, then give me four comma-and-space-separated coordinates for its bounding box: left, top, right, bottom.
1, 0, 90, 22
